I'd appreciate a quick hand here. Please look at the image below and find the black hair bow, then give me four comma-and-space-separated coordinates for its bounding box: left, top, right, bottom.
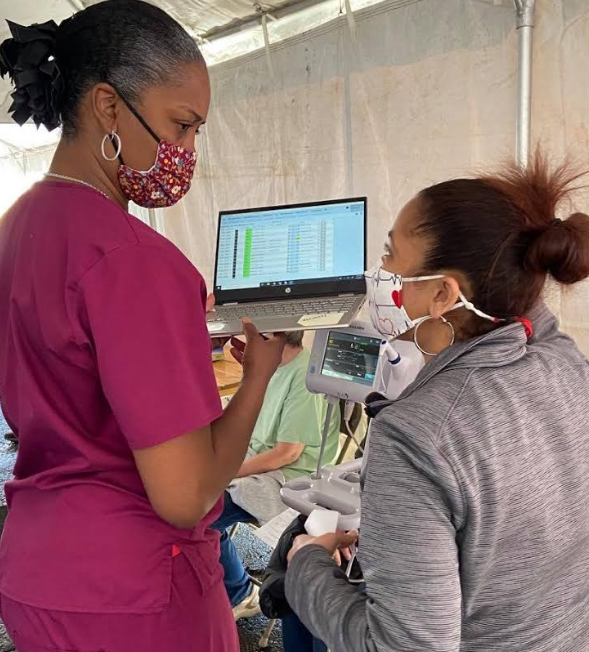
0, 19, 63, 131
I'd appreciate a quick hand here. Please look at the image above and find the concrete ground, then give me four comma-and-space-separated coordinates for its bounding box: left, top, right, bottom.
0, 409, 283, 652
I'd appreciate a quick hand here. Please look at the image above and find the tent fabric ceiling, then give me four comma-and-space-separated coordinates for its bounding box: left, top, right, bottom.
160, 0, 310, 39
0, 0, 310, 124
0, 1, 307, 42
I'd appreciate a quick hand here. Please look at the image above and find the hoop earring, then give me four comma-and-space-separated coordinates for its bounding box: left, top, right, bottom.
413, 316, 455, 357
101, 131, 122, 161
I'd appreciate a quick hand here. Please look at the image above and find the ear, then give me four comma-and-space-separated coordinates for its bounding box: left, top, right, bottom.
90, 83, 121, 135
428, 276, 460, 319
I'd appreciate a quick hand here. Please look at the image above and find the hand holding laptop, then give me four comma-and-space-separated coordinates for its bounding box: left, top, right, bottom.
228, 319, 286, 381
208, 292, 285, 368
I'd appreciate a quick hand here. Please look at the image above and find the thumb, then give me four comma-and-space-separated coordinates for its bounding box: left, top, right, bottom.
241, 318, 260, 343
314, 530, 357, 554
336, 531, 359, 548
205, 293, 216, 313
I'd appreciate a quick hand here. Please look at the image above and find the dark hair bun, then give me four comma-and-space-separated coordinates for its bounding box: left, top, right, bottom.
525, 212, 589, 285
0, 19, 63, 131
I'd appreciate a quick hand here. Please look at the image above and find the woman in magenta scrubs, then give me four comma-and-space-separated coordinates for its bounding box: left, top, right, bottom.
0, 2, 285, 650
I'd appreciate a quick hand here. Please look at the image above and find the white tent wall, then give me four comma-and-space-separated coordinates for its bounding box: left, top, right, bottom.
0, 145, 53, 215
160, 0, 589, 355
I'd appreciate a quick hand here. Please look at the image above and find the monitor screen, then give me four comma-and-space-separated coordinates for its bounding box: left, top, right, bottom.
215, 199, 365, 292
320, 331, 381, 387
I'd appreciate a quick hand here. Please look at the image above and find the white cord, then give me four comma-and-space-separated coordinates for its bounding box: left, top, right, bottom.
344, 400, 364, 455
345, 418, 364, 455
344, 399, 356, 422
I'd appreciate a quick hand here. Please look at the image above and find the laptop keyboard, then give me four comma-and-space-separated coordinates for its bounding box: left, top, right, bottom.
208, 296, 358, 322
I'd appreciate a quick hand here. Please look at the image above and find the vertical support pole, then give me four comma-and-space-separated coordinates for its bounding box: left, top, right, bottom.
514, 0, 536, 168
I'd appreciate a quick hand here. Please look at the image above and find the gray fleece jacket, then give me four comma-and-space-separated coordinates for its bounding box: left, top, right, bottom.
285, 305, 589, 652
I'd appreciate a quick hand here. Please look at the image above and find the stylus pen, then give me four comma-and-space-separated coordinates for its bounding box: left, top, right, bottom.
345, 543, 357, 578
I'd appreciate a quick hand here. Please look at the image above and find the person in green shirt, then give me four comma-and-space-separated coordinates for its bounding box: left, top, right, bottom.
212, 330, 341, 620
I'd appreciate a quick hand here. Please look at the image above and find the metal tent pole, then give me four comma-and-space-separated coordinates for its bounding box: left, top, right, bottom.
514, 0, 536, 168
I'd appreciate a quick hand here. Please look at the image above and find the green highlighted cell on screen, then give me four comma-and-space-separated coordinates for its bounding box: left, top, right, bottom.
243, 228, 253, 278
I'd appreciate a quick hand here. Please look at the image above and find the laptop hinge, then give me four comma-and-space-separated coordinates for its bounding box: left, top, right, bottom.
338, 293, 355, 297
220, 302, 239, 306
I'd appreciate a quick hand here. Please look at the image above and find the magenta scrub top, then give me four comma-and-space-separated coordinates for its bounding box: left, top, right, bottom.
0, 180, 225, 615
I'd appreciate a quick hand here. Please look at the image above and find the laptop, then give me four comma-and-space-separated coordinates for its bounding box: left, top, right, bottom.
207, 197, 367, 336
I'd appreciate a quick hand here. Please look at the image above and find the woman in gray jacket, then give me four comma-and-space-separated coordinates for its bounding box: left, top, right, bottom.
285, 153, 589, 652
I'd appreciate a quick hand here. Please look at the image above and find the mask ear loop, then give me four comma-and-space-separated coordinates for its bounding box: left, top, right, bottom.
108, 85, 161, 167
457, 292, 505, 325
413, 316, 455, 356
115, 87, 161, 144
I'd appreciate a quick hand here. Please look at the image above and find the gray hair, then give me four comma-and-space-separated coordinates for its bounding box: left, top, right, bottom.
54, 0, 205, 136
285, 331, 305, 348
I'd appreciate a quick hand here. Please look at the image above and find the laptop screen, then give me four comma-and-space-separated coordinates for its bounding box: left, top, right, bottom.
214, 198, 366, 302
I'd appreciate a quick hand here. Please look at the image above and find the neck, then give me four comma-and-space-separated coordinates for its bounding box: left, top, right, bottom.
50, 137, 129, 210
280, 345, 302, 367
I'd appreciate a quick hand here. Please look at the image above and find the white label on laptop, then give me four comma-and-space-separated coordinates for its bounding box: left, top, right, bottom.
298, 312, 345, 327
207, 322, 226, 333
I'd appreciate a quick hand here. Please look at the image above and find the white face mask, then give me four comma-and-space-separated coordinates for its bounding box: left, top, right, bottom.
364, 266, 502, 341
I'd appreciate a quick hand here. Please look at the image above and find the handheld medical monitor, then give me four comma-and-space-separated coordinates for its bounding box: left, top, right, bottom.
307, 322, 384, 403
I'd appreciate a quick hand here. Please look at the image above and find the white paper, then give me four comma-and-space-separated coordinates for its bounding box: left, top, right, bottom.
304, 508, 340, 537
253, 507, 300, 549
298, 312, 345, 327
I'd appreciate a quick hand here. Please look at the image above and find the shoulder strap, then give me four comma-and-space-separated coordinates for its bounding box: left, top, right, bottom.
364, 392, 394, 418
